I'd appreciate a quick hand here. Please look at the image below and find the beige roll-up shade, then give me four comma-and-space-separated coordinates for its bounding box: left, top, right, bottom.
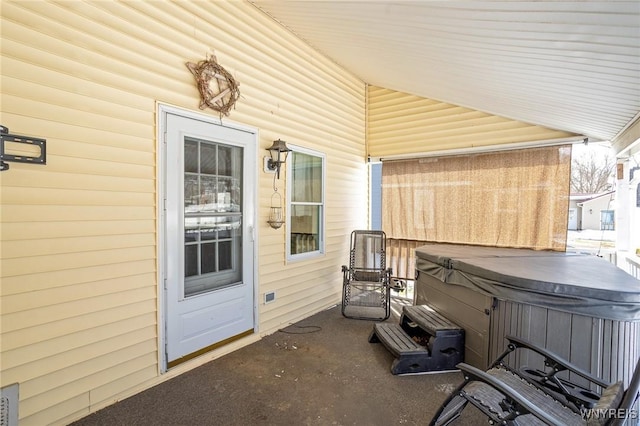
382, 146, 572, 278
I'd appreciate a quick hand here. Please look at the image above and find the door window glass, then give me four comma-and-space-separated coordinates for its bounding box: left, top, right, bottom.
184, 137, 243, 297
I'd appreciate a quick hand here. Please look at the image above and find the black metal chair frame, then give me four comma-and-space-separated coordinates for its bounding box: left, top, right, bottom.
430, 334, 640, 425
341, 230, 392, 321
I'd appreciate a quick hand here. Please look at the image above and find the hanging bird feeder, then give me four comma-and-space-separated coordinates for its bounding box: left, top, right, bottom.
267, 191, 285, 229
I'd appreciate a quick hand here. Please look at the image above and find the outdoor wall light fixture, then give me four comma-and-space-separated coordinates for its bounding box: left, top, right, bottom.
265, 139, 291, 179
265, 139, 291, 229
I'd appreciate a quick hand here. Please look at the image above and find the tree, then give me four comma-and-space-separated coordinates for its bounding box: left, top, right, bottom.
570, 144, 615, 194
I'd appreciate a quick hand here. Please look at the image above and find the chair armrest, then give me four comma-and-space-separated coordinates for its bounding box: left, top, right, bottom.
458, 363, 567, 426
505, 335, 610, 388
609, 359, 640, 426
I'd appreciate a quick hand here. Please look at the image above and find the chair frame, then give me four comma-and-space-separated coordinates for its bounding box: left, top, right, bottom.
430, 335, 640, 425
341, 230, 392, 321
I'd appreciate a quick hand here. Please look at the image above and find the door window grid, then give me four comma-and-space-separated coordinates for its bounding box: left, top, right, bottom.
184, 137, 243, 296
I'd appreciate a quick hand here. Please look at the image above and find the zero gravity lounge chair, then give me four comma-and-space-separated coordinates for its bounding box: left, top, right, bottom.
341, 230, 392, 321
430, 335, 640, 426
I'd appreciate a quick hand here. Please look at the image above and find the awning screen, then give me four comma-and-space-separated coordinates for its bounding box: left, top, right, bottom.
382, 146, 572, 279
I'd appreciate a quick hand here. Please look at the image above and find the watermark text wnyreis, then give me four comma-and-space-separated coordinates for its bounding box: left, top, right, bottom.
581, 408, 639, 421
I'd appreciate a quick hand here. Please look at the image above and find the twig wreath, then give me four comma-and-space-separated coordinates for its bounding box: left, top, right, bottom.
186, 54, 240, 117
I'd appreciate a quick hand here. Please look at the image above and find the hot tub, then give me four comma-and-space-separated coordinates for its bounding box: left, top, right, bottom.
414, 243, 640, 387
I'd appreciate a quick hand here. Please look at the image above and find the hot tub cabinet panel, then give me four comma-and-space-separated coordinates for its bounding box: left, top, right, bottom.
414, 243, 640, 387
489, 299, 640, 389
415, 271, 492, 369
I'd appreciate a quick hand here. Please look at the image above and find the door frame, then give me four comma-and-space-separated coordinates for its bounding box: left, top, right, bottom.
156, 103, 259, 372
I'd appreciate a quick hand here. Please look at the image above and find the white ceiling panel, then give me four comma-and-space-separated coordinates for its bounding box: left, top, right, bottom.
252, 1, 640, 143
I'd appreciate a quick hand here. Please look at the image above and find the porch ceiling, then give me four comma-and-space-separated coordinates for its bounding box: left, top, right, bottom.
252, 1, 640, 147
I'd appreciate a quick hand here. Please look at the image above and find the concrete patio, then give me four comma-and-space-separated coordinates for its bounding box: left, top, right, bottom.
71, 302, 485, 425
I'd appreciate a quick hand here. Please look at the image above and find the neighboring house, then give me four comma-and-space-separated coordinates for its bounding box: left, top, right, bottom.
568, 191, 616, 231
1, 2, 639, 426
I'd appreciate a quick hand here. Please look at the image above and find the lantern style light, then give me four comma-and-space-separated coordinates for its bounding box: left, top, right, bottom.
266, 139, 291, 179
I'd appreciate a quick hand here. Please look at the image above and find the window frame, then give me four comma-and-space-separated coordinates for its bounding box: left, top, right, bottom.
286, 145, 326, 261
600, 209, 615, 231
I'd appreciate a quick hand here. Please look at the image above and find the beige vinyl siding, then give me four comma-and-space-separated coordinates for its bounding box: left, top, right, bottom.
367, 86, 578, 158
1, 1, 366, 424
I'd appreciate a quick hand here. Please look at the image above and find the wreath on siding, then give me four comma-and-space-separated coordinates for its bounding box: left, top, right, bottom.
186, 54, 240, 117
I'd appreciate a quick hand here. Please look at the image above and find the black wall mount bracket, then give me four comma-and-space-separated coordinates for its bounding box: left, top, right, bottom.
1, 125, 47, 171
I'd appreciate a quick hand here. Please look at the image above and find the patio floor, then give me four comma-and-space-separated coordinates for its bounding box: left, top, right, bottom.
71, 300, 486, 425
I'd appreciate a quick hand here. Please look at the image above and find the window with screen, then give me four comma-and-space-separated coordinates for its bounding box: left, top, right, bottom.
288, 147, 325, 259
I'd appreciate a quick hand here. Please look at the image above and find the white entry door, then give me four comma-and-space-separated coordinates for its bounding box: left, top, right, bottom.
161, 108, 256, 365
568, 208, 578, 230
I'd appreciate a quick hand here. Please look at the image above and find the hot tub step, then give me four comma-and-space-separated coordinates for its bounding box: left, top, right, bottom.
369, 305, 465, 375
369, 323, 431, 374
